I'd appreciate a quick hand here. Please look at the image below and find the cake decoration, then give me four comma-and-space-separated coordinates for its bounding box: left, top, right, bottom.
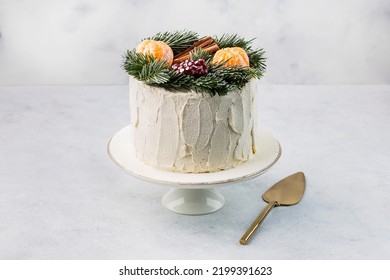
123, 30, 266, 96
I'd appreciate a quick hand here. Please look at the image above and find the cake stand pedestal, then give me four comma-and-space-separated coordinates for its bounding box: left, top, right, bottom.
107, 126, 281, 215
162, 188, 225, 215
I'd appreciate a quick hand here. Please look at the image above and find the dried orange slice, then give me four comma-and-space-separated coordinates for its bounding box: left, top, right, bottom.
212, 47, 249, 67
136, 40, 174, 66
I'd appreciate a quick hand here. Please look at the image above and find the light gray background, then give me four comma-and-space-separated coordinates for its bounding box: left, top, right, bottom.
1, 0, 390, 260
0, 0, 389, 85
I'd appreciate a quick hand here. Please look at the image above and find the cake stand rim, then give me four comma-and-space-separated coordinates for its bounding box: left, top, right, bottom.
107, 125, 282, 187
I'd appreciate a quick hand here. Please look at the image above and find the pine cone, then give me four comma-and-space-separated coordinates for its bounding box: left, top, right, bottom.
172, 59, 208, 77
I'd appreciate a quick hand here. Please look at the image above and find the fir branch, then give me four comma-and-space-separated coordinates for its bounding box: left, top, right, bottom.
163, 71, 195, 92
214, 34, 255, 50
192, 73, 230, 95
139, 60, 170, 85
122, 50, 147, 79
247, 48, 266, 72
122, 50, 170, 84
212, 66, 256, 92
148, 30, 199, 55
159, 70, 230, 96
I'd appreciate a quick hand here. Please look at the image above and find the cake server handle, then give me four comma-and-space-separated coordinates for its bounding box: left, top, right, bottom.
239, 200, 277, 245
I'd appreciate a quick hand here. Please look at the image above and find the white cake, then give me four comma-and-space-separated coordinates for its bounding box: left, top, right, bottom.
129, 77, 257, 173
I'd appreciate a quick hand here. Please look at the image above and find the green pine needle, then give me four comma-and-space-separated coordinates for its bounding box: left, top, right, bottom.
214, 34, 255, 49
148, 30, 199, 55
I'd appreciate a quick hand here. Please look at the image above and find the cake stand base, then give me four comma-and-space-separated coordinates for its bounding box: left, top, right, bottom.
162, 188, 225, 215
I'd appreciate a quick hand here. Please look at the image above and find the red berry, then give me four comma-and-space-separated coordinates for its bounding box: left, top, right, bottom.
172, 59, 208, 77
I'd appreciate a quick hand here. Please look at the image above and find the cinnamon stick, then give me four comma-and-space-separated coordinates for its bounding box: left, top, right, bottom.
202, 44, 220, 53
174, 36, 213, 59
173, 43, 220, 64
195, 38, 214, 50
173, 55, 190, 64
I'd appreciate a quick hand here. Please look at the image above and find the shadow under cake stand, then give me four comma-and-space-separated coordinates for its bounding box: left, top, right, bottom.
107, 126, 281, 215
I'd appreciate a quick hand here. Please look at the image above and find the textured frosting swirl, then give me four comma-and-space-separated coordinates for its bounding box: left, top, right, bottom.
129, 77, 256, 173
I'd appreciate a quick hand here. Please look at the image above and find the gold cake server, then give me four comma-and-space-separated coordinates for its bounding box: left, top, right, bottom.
240, 172, 306, 245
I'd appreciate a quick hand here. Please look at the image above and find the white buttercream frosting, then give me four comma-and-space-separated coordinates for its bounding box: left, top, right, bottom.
129, 77, 256, 173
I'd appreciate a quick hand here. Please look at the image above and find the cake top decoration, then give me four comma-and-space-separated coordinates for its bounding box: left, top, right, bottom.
122, 30, 266, 96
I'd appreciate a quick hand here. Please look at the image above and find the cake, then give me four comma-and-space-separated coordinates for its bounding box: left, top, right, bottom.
123, 31, 266, 173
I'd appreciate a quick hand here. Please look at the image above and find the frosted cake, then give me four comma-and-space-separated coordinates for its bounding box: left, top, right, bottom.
122, 31, 266, 173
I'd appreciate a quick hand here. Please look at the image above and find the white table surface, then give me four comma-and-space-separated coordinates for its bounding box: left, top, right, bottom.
1, 85, 389, 260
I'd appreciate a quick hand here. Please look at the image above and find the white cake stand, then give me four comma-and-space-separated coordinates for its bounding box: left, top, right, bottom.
107, 126, 281, 215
